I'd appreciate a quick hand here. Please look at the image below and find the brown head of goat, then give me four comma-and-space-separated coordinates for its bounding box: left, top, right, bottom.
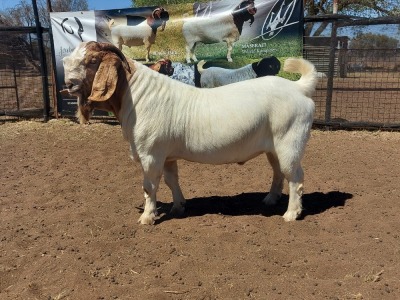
61, 41, 133, 124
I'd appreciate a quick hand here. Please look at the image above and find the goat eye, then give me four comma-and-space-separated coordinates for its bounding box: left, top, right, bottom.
90, 58, 97, 64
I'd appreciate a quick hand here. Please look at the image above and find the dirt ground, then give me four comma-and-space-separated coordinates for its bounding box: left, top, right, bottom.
1, 119, 399, 300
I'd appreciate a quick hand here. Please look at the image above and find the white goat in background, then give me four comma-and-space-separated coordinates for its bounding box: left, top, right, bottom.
62, 42, 317, 225
109, 7, 169, 62
182, 0, 257, 63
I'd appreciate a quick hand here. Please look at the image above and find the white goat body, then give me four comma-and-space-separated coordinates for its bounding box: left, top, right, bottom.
111, 21, 155, 47
182, 15, 239, 63
122, 62, 315, 165
62, 42, 317, 225
182, 0, 257, 63
110, 8, 169, 62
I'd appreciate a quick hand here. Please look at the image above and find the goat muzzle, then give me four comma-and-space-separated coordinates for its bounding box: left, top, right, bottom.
161, 21, 167, 31
59, 89, 70, 96
248, 6, 257, 15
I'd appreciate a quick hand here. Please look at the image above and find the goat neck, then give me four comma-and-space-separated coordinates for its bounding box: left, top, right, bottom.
232, 0, 257, 34
147, 7, 169, 34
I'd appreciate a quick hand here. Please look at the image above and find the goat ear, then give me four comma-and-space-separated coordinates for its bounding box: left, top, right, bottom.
88, 55, 120, 102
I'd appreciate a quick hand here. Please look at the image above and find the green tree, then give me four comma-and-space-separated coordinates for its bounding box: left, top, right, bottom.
304, 0, 399, 17
304, 0, 399, 36
0, 0, 89, 27
350, 32, 398, 49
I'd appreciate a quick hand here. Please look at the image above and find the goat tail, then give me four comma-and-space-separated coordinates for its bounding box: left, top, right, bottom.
197, 60, 206, 74
283, 58, 317, 98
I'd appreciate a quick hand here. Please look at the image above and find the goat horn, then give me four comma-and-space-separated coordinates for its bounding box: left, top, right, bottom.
153, 7, 163, 18
98, 42, 131, 73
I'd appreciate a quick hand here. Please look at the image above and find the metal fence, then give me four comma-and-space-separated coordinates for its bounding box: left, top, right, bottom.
304, 15, 400, 130
0, 27, 53, 120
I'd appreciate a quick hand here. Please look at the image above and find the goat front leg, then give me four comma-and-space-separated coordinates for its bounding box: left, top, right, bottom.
164, 160, 186, 216
137, 157, 163, 225
116, 38, 123, 51
226, 41, 234, 62
185, 43, 197, 63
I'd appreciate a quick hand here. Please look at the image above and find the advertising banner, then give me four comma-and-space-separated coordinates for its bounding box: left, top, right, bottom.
50, 0, 303, 115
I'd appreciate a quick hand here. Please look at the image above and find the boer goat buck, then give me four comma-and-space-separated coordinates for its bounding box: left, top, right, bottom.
62, 42, 317, 225
109, 7, 169, 62
182, 0, 257, 63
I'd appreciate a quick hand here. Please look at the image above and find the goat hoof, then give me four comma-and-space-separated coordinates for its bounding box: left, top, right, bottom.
263, 193, 280, 206
170, 204, 185, 217
283, 209, 301, 222
138, 212, 156, 225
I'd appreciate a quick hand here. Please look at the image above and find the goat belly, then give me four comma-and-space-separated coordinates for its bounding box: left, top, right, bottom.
122, 37, 145, 46
203, 26, 240, 44
174, 130, 272, 165
176, 145, 267, 165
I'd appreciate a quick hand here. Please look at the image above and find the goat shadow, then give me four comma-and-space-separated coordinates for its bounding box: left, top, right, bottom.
145, 191, 353, 224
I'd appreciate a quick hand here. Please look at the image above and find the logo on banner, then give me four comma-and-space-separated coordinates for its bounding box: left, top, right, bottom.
261, 0, 297, 40
60, 17, 84, 42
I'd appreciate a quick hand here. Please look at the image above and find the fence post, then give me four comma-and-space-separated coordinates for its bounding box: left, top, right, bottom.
325, 19, 337, 124
12, 64, 20, 110
48, 25, 62, 118
32, 0, 50, 122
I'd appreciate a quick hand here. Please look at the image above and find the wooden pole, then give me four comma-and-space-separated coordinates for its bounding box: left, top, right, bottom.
333, 0, 338, 14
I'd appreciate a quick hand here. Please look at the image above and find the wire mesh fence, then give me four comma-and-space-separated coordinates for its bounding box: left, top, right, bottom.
304, 17, 400, 130
305, 47, 400, 128
334, 49, 399, 124
0, 28, 54, 119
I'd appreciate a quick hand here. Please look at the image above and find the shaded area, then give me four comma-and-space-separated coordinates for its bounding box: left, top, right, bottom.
153, 191, 353, 223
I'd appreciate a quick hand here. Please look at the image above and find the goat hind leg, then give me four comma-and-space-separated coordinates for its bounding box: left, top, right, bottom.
283, 166, 304, 222
164, 161, 186, 216
263, 152, 284, 206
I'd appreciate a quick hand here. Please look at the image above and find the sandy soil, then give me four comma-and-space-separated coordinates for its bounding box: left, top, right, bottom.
1, 119, 399, 300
